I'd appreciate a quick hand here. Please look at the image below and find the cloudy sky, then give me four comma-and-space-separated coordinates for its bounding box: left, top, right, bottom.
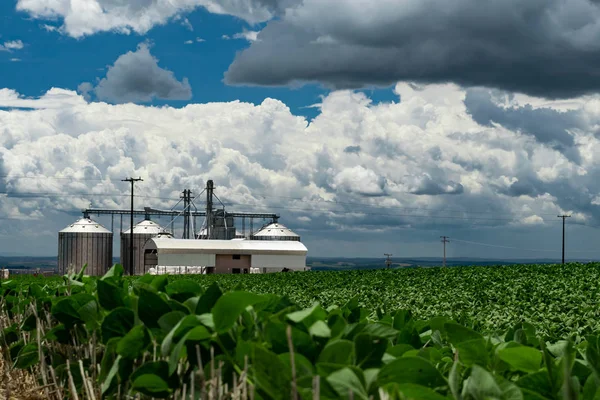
2, 0, 600, 260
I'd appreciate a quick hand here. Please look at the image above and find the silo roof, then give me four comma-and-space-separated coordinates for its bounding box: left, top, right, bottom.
60, 218, 112, 234
123, 219, 165, 235
253, 223, 300, 238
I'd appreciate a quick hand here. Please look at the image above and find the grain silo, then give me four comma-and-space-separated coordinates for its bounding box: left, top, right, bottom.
251, 223, 301, 241
58, 217, 113, 276
120, 218, 165, 275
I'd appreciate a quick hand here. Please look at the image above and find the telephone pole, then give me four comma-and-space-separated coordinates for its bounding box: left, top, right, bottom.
384, 254, 393, 269
122, 177, 143, 275
181, 189, 193, 239
558, 215, 571, 264
440, 236, 450, 267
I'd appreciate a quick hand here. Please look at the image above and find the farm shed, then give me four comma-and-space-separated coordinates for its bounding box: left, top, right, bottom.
143, 238, 308, 274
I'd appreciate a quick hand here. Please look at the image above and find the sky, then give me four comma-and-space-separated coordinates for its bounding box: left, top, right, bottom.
2, 0, 600, 260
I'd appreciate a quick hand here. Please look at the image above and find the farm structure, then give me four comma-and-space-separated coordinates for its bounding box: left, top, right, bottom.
57, 217, 113, 276
57, 179, 308, 275
143, 237, 308, 274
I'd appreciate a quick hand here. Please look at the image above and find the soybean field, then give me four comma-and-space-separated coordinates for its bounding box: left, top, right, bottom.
1, 263, 600, 399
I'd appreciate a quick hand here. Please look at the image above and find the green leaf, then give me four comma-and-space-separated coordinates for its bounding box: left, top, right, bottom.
384, 383, 448, 400
75, 263, 88, 280
279, 352, 315, 382
165, 280, 202, 303
393, 309, 414, 330
445, 322, 483, 345
318, 340, 355, 365
138, 288, 172, 329
196, 282, 222, 314
498, 345, 542, 374
117, 325, 150, 359
76, 298, 99, 328
131, 374, 171, 398
130, 361, 179, 390
517, 370, 553, 399
14, 343, 39, 369
51, 297, 81, 327
497, 376, 525, 400
386, 344, 414, 358
101, 307, 135, 343
161, 315, 205, 356
456, 338, 489, 367
20, 314, 36, 332
463, 364, 503, 400
45, 324, 71, 344
186, 325, 211, 341
101, 355, 121, 395
287, 303, 328, 326
101, 264, 124, 281
212, 291, 265, 333
587, 336, 600, 380
361, 323, 399, 340
355, 333, 387, 369
252, 345, 291, 400
327, 367, 369, 400
449, 361, 462, 400
309, 320, 332, 338
151, 275, 169, 292
96, 279, 124, 311
158, 311, 187, 334
169, 333, 188, 375
377, 356, 446, 388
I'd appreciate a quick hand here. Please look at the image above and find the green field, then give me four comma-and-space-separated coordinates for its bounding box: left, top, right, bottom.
169, 263, 600, 339
2, 263, 600, 399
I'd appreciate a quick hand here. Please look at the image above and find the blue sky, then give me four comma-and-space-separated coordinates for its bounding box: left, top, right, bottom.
2, 0, 600, 260
0, 2, 397, 119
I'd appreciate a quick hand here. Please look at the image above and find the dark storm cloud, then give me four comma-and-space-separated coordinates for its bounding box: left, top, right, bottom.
344, 145, 361, 154
225, 0, 600, 98
464, 88, 581, 153
83, 43, 192, 103
493, 178, 540, 198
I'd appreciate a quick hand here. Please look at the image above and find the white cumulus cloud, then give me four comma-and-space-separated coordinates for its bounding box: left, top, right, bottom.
0, 40, 24, 52
1, 82, 600, 256
16, 0, 281, 38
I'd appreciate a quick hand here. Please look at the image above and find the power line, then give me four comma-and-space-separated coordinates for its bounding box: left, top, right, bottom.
249, 193, 565, 217
0, 174, 108, 182
0, 190, 177, 201
0, 173, 568, 218
451, 237, 600, 254
224, 201, 565, 224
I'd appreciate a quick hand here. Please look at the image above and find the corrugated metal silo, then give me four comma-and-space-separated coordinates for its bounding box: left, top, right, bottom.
58, 218, 113, 276
121, 219, 165, 275
251, 223, 301, 241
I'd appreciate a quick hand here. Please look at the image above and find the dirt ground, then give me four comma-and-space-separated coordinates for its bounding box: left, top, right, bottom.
0, 351, 46, 400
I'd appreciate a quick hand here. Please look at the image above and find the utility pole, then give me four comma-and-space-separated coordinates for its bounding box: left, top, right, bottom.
440, 236, 450, 267
206, 180, 214, 239
384, 253, 393, 269
558, 215, 571, 264
181, 189, 192, 239
122, 177, 143, 275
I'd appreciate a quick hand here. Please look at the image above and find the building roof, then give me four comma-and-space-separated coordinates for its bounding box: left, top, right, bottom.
60, 218, 112, 234
123, 219, 165, 235
146, 238, 307, 255
252, 223, 300, 238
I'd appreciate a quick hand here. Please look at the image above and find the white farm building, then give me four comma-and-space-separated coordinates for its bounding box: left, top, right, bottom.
143, 237, 308, 274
